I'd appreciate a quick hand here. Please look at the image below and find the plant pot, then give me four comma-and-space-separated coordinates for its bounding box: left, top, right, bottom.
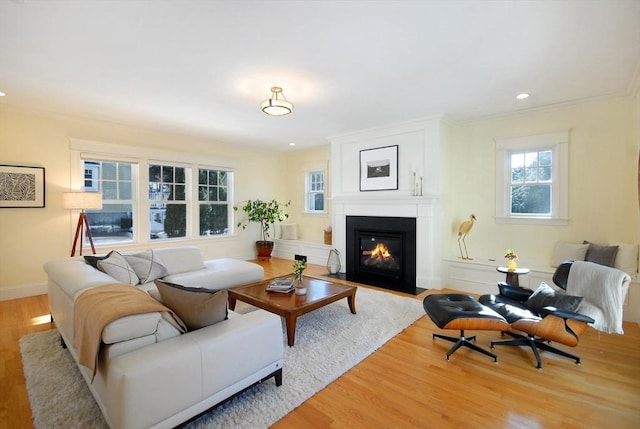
256, 240, 274, 261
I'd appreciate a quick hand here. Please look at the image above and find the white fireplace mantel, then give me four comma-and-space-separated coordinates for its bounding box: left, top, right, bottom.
332, 194, 442, 289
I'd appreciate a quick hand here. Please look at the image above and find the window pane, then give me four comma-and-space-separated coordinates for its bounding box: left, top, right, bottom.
219, 171, 227, 186
83, 160, 136, 243
162, 204, 186, 238
162, 166, 174, 183
511, 185, 551, 214
198, 169, 208, 185
539, 151, 552, 166
199, 185, 208, 201
174, 184, 185, 200
511, 167, 523, 183
208, 188, 217, 201
149, 165, 161, 182
118, 164, 132, 180
208, 171, 217, 185
511, 153, 524, 168
525, 152, 538, 167
102, 181, 118, 200
102, 162, 117, 180
199, 204, 228, 236
85, 204, 133, 244
525, 167, 537, 182
219, 187, 227, 201
539, 166, 552, 181
175, 167, 185, 184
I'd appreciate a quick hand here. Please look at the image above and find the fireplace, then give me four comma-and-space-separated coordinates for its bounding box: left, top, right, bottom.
346, 216, 417, 294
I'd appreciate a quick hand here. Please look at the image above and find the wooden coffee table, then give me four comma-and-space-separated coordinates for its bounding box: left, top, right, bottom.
228, 276, 357, 346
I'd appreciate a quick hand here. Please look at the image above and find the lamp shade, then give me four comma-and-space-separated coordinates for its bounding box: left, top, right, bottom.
261, 86, 293, 116
63, 192, 103, 210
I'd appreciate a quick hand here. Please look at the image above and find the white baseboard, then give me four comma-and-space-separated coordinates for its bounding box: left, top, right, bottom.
0, 282, 48, 301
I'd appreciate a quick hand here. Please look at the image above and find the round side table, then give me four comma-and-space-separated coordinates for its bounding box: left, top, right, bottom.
496, 266, 530, 287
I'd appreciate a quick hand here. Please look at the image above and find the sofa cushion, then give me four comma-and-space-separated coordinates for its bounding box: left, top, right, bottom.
583, 241, 619, 267
155, 280, 228, 331
162, 258, 264, 290
551, 241, 589, 267
152, 246, 205, 275
123, 249, 168, 284
612, 242, 639, 275
525, 282, 583, 315
97, 251, 138, 285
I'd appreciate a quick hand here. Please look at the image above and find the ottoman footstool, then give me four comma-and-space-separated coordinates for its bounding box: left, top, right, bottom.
423, 294, 509, 362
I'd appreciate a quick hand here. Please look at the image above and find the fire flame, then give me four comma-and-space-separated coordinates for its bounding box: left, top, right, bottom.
370, 243, 392, 259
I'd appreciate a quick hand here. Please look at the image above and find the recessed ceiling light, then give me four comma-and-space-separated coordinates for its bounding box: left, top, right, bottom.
0, 91, 6, 97
289, 142, 296, 146
516, 93, 530, 100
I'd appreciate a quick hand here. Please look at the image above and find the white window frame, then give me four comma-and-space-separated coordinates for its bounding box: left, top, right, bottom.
304, 169, 326, 214
495, 130, 569, 225
70, 139, 237, 247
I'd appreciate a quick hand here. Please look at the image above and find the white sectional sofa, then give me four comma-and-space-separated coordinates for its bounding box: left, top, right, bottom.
44, 246, 284, 429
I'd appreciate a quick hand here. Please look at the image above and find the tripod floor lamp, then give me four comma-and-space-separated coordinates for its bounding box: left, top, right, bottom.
63, 192, 103, 257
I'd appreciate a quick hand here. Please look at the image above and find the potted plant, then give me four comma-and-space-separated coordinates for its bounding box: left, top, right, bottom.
234, 199, 291, 260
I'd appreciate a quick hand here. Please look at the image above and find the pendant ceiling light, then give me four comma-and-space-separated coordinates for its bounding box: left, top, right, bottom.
261, 86, 293, 116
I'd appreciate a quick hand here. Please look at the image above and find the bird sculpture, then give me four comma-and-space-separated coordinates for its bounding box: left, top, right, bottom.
457, 214, 476, 260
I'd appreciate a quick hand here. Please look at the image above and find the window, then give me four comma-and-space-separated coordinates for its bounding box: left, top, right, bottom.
510, 150, 552, 215
83, 160, 136, 244
71, 139, 235, 246
495, 131, 568, 225
198, 168, 230, 236
305, 170, 325, 213
148, 163, 188, 239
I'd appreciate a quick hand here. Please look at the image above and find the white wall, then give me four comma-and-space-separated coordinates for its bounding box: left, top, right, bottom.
441, 95, 639, 267
0, 105, 287, 299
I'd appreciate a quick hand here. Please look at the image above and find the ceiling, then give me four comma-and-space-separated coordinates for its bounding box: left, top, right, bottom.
1, 1, 639, 151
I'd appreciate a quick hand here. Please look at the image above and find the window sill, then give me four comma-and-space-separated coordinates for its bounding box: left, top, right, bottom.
494, 216, 569, 226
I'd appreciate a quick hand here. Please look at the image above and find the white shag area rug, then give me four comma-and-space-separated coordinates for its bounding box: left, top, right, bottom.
20, 286, 425, 429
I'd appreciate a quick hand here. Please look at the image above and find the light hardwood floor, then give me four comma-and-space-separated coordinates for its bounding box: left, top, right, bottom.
1, 258, 639, 428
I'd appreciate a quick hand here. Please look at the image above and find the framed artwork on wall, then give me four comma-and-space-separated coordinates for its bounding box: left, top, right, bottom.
0, 165, 45, 208
359, 145, 398, 191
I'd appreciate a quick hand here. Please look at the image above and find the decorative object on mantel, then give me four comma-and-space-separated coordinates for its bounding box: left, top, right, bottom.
0, 164, 45, 208
359, 145, 398, 191
327, 248, 341, 274
63, 192, 103, 256
261, 86, 293, 116
234, 199, 290, 261
504, 248, 518, 271
293, 259, 307, 295
411, 169, 423, 196
457, 213, 476, 260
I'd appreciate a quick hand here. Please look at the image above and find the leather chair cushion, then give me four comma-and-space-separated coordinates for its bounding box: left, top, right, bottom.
423, 294, 508, 331
478, 294, 540, 324
525, 282, 583, 314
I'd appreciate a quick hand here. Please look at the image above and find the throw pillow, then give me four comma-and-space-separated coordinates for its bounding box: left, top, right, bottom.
280, 223, 298, 240
154, 280, 228, 331
84, 254, 108, 269
123, 249, 168, 284
525, 282, 583, 315
96, 251, 138, 285
583, 241, 619, 267
550, 241, 589, 267
611, 243, 639, 275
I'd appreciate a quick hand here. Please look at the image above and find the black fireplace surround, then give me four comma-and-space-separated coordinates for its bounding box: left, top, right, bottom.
346, 216, 417, 294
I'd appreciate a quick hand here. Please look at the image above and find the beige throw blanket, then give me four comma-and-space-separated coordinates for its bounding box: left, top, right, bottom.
73, 283, 186, 380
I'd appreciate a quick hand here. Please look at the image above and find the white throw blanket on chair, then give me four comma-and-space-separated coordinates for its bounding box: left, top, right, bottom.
567, 261, 631, 334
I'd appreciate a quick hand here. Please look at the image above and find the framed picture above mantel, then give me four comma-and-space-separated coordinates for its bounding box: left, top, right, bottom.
0, 164, 45, 208
359, 145, 398, 191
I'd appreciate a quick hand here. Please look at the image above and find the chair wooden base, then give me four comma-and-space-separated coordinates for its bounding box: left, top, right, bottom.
490, 331, 582, 369
433, 330, 499, 362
